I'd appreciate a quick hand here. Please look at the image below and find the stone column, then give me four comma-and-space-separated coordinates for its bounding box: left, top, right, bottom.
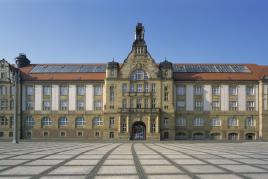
126, 115, 129, 133
156, 115, 159, 133
118, 116, 121, 133
147, 116, 150, 133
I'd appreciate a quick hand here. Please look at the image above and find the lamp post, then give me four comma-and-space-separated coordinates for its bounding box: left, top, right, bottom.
11, 70, 18, 144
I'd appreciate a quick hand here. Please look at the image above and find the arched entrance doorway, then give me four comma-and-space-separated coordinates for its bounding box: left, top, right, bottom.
132, 121, 146, 140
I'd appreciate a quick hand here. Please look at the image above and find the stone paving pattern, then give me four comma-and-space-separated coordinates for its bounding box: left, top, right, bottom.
1, 142, 268, 178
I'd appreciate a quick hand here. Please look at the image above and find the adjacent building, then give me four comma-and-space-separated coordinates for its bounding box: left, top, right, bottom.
1, 23, 268, 141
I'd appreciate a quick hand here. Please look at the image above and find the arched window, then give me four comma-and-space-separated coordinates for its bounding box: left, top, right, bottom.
176, 117, 186, 127
76, 117, 85, 127
175, 132, 187, 140
59, 117, 68, 126
93, 117, 103, 126
246, 116, 255, 127
25, 116, 35, 127
228, 133, 238, 140
228, 117, 238, 127
41, 117, 52, 126
130, 69, 149, 80
210, 133, 221, 140
211, 118, 221, 126
193, 132, 204, 140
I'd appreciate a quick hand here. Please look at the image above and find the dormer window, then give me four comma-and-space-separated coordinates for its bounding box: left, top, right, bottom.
130, 69, 149, 80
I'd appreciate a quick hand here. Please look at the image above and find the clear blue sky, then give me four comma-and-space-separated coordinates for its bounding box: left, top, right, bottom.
0, 0, 268, 65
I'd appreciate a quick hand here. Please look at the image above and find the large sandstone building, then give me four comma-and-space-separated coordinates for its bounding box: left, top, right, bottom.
1, 23, 268, 141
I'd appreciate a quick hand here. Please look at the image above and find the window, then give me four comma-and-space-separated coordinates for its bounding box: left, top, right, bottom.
76, 117, 85, 127
176, 117, 186, 127
195, 100, 203, 111
0, 100, 8, 110
122, 83, 128, 93
193, 118, 204, 126
25, 116, 35, 127
60, 86, 68, 96
77, 86, 85, 96
109, 117, 115, 128
212, 86, 220, 96
211, 118, 221, 126
193, 132, 204, 140
176, 86, 185, 95
43, 131, 49, 137
130, 69, 149, 80
41, 117, 52, 126
0, 72, 6, 79
121, 118, 126, 132
164, 86, 168, 101
109, 132, 114, 139
246, 116, 255, 127
0, 116, 8, 126
10, 117, 13, 128
94, 100, 102, 110
77, 101, 84, 110
60, 131, 66, 137
60, 100, 68, 111
151, 98, 156, 108
137, 98, 142, 109
94, 86, 102, 95
77, 131, 83, 137
11, 86, 15, 96
43, 101, 51, 111
137, 84, 143, 92
228, 117, 238, 127
26, 86, 34, 96
151, 83, 156, 93
0, 86, 7, 96
10, 100, 14, 110
59, 117, 68, 126
26, 100, 33, 110
228, 133, 238, 140
212, 101, 220, 111
246, 86, 255, 96
122, 99, 127, 108
176, 100, 185, 109
229, 86, 238, 96
229, 101, 238, 111
110, 86, 115, 102
151, 118, 156, 133
247, 101, 255, 111
164, 118, 168, 127
144, 83, 149, 92
94, 117, 103, 126
43, 86, 51, 96
144, 99, 149, 108
0, 132, 4, 137
130, 84, 135, 92
164, 105, 168, 110
195, 86, 203, 95
95, 131, 100, 137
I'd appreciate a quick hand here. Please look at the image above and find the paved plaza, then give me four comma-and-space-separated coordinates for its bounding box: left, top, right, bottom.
1, 142, 268, 178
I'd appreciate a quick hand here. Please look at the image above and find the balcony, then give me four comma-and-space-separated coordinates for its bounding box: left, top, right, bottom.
119, 108, 160, 113
122, 91, 154, 96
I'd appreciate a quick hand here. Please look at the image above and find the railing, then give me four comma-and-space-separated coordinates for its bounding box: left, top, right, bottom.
122, 91, 155, 96
120, 108, 160, 113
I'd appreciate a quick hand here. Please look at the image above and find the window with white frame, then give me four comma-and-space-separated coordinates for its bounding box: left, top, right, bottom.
212, 101, 220, 110
246, 86, 255, 96
59, 117, 68, 126
229, 101, 238, 111
195, 100, 203, 110
94, 117, 103, 126
43, 101, 51, 111
25, 116, 35, 127
136, 98, 142, 109
144, 83, 149, 92
0, 86, 7, 96
77, 101, 84, 110
0, 116, 8, 126
176, 117, 186, 127
122, 83, 128, 93
195, 86, 203, 95
130, 84, 135, 92
151, 83, 156, 93
144, 98, 149, 108
75, 117, 85, 127
60, 100, 68, 111
109, 117, 115, 128
26, 100, 33, 110
11, 86, 15, 96
109, 86, 115, 102
121, 118, 126, 132
211, 118, 221, 126
151, 98, 156, 108
176, 86, 185, 96
60, 86, 68, 96
212, 86, 220, 96
176, 100, 185, 109
137, 84, 143, 92
94, 86, 102, 95
228, 117, 238, 127
229, 86, 238, 96
247, 101, 255, 111
246, 116, 255, 127
0, 100, 8, 110
130, 69, 149, 80
77, 86, 85, 96
26, 86, 33, 96
193, 117, 204, 126
41, 117, 52, 126
94, 100, 102, 110
43, 86, 51, 96
122, 99, 127, 108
